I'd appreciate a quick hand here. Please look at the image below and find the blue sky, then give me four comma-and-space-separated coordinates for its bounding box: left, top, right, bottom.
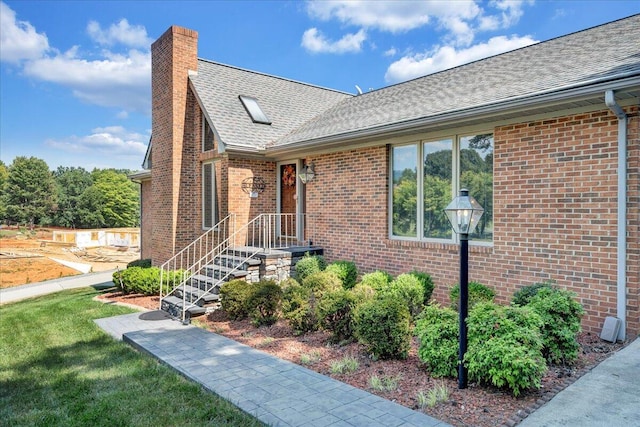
1, 1, 638, 172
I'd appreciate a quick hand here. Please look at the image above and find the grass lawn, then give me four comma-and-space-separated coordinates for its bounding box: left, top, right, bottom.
0, 287, 264, 427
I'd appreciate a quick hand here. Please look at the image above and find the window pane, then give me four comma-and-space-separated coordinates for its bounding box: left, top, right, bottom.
460, 134, 493, 241
423, 139, 453, 239
203, 118, 214, 152
203, 163, 214, 228
392, 145, 418, 237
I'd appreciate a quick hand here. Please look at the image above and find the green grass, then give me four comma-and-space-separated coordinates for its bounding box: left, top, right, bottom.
0, 288, 264, 427
330, 356, 359, 374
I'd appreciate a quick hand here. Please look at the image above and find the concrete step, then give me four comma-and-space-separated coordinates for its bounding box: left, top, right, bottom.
160, 295, 207, 320
175, 284, 220, 305
203, 265, 250, 280
213, 254, 261, 270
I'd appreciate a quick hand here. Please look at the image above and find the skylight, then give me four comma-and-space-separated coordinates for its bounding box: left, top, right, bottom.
239, 95, 271, 125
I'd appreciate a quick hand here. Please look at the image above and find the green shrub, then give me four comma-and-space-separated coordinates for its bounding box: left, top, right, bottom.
281, 281, 318, 335
126, 258, 152, 269
354, 297, 411, 360
450, 281, 495, 310
527, 287, 585, 364
294, 254, 326, 281
382, 274, 425, 319
219, 280, 255, 320
317, 289, 358, 343
359, 270, 393, 290
415, 304, 459, 378
350, 283, 377, 302
247, 280, 282, 327
409, 271, 435, 304
466, 302, 547, 397
325, 261, 358, 289
512, 280, 556, 307
301, 271, 342, 296
113, 266, 179, 295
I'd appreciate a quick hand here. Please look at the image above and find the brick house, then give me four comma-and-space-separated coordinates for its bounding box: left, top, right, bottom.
135, 16, 639, 338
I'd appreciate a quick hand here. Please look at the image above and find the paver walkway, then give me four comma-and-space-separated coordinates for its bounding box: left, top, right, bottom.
95, 312, 450, 427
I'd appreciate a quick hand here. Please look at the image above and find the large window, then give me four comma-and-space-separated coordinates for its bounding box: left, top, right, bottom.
202, 162, 218, 228
391, 133, 493, 242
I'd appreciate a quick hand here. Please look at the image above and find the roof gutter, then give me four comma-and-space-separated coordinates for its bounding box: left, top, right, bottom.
267, 74, 640, 156
605, 89, 628, 341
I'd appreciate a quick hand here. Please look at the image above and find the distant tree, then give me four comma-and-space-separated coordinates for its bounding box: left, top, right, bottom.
86, 169, 139, 227
3, 157, 56, 227
77, 186, 107, 228
468, 133, 493, 152
53, 166, 93, 228
0, 160, 8, 220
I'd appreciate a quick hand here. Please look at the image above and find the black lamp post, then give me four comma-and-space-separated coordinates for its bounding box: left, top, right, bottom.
444, 188, 484, 389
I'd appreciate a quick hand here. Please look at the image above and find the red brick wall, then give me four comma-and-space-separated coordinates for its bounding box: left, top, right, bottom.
150, 26, 198, 265
306, 107, 639, 336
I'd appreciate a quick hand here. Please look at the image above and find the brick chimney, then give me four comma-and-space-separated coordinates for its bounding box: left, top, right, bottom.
150, 26, 198, 264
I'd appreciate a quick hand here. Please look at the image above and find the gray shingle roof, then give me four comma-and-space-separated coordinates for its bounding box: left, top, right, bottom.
271, 14, 640, 148
190, 60, 352, 150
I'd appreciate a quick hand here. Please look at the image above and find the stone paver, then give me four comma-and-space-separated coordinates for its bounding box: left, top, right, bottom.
97, 312, 450, 427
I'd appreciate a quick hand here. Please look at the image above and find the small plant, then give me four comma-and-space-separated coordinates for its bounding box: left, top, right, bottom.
417, 382, 449, 409
325, 260, 358, 289
450, 281, 495, 310
294, 254, 326, 281
301, 271, 342, 296
382, 273, 425, 319
126, 258, 152, 269
359, 270, 393, 290
299, 350, 322, 365
330, 356, 359, 374
257, 337, 275, 347
317, 288, 358, 343
369, 374, 401, 392
409, 270, 435, 304
353, 296, 412, 360
281, 282, 318, 335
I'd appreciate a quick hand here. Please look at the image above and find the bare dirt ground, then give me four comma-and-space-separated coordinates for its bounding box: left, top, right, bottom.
0, 228, 140, 288
98, 291, 624, 427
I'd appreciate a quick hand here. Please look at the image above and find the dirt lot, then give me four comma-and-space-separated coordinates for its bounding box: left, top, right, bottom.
0, 228, 140, 288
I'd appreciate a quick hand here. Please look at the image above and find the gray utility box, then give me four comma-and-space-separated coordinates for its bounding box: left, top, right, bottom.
600, 316, 621, 342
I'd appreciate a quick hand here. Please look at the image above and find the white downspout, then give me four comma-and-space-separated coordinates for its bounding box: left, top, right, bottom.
605, 90, 627, 341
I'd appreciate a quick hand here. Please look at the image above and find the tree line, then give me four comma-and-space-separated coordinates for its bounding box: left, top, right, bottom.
0, 156, 140, 229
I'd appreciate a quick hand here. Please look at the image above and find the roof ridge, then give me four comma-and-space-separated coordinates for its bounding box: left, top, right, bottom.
196, 57, 353, 97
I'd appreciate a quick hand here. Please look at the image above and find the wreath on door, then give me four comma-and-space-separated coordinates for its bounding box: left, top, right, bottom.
282, 165, 296, 187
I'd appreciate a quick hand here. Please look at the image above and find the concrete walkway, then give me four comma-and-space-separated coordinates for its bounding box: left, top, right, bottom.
96, 312, 449, 427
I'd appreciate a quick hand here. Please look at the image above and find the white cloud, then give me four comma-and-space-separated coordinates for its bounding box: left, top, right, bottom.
385, 34, 538, 83
302, 28, 366, 53
0, 1, 49, 63
384, 47, 397, 57
87, 19, 152, 48
45, 126, 149, 159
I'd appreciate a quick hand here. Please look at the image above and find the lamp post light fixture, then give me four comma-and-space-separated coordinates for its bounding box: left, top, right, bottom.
444, 188, 484, 389
298, 161, 315, 184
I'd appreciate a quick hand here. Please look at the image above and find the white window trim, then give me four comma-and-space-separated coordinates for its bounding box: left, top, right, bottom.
388, 133, 493, 246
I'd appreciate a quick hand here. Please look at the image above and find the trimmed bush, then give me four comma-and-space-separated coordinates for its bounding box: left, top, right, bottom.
220, 280, 255, 320
247, 280, 282, 327
450, 281, 495, 311
113, 266, 180, 295
354, 296, 411, 360
415, 304, 459, 378
301, 271, 342, 296
294, 254, 326, 282
325, 261, 358, 290
350, 283, 377, 303
382, 273, 425, 319
281, 280, 318, 335
317, 288, 358, 343
527, 287, 584, 364
359, 270, 393, 290
512, 280, 555, 307
409, 271, 435, 304
126, 258, 152, 269
466, 302, 547, 397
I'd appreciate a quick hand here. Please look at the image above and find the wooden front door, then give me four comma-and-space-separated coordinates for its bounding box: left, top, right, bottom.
280, 163, 297, 241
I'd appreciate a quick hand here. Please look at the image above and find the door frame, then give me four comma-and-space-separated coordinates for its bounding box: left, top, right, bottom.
276, 159, 304, 243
